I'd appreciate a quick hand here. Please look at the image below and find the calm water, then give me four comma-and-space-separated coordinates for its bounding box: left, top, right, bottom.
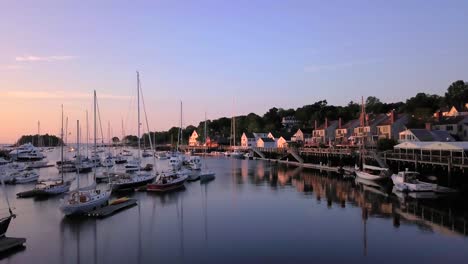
1, 148, 468, 264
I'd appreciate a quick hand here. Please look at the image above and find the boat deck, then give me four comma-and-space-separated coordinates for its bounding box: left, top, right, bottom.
87, 199, 137, 218
0, 237, 26, 253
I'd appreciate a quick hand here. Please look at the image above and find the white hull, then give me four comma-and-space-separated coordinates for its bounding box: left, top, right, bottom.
355, 170, 388, 181
60, 191, 111, 216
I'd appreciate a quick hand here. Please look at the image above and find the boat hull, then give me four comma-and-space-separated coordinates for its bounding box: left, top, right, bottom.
356, 170, 388, 181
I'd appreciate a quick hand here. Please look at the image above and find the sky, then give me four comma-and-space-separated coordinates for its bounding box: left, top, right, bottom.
1, 0, 468, 143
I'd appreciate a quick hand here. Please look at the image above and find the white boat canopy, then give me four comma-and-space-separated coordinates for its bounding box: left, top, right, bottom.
394, 141, 468, 151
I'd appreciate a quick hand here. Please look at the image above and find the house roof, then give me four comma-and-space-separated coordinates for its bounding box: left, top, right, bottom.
406, 129, 455, 142
316, 120, 338, 130
367, 113, 389, 126
259, 137, 275, 143
272, 131, 294, 140
395, 141, 468, 151
434, 116, 468, 125
243, 132, 255, 139
341, 119, 360, 129
378, 113, 408, 126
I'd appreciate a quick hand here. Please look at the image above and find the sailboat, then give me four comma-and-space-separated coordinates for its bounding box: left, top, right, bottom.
0, 177, 18, 239
199, 113, 215, 183
59, 93, 111, 216
102, 122, 114, 168
31, 105, 71, 196
110, 72, 155, 191
146, 101, 188, 192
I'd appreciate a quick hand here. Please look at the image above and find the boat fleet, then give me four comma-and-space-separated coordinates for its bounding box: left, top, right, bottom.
353, 162, 456, 196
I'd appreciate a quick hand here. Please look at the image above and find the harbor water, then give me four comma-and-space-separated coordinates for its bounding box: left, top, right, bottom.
1, 149, 468, 264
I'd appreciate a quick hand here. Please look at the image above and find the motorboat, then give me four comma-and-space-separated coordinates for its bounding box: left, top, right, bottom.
146, 171, 188, 192
188, 156, 202, 170
199, 170, 215, 183
114, 154, 128, 164
110, 171, 156, 191
392, 171, 436, 192
12, 170, 40, 184
57, 159, 76, 173
125, 159, 140, 172
169, 156, 183, 170
8, 143, 35, 159
355, 164, 390, 181
25, 159, 49, 169
122, 149, 133, 157
142, 149, 153, 157
230, 150, 244, 159
102, 156, 114, 168
244, 152, 253, 160
75, 160, 93, 173
15, 148, 46, 161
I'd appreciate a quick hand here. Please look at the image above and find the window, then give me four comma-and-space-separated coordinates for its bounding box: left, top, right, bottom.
446, 125, 453, 131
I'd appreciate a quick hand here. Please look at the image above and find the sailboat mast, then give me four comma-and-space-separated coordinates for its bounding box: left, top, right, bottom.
65, 117, 68, 146
86, 110, 89, 158
93, 91, 97, 181
137, 71, 141, 162
61, 105, 64, 182
77, 120, 80, 190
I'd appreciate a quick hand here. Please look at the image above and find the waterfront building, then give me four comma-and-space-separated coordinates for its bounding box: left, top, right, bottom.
432, 115, 468, 141
188, 130, 200, 146
291, 128, 311, 143
433, 104, 468, 118
281, 116, 300, 128
375, 111, 409, 140
241, 132, 256, 148
353, 113, 388, 145
309, 118, 339, 145
335, 118, 360, 146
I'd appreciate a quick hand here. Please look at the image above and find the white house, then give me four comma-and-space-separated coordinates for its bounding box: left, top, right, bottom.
256, 137, 276, 148
276, 137, 289, 148
188, 130, 200, 146
241, 132, 256, 148
291, 129, 310, 143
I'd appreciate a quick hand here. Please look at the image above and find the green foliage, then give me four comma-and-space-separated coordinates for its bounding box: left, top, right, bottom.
377, 138, 397, 151
445, 80, 468, 110
17, 134, 62, 147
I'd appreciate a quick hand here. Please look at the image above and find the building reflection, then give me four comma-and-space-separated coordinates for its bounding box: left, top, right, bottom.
246, 161, 468, 238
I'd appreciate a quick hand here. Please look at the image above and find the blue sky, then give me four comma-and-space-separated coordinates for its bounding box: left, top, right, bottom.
1, 0, 468, 142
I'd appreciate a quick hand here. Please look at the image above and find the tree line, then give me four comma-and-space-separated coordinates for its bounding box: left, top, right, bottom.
113, 80, 468, 146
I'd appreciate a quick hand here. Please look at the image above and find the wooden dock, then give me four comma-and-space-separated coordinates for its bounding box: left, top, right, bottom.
0, 237, 26, 253
87, 199, 137, 218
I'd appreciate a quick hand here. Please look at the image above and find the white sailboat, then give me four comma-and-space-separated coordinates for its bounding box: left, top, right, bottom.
34, 105, 71, 195
110, 72, 155, 190
59, 93, 111, 216
355, 164, 390, 181
199, 113, 215, 183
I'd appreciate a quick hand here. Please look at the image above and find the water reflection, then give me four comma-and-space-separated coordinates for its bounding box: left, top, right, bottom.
3, 156, 468, 263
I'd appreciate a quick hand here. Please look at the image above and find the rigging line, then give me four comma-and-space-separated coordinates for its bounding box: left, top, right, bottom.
96, 96, 105, 144
139, 79, 158, 172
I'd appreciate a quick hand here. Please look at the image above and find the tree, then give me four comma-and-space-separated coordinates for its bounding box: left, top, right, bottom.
445, 80, 468, 110
366, 96, 384, 113
377, 138, 397, 151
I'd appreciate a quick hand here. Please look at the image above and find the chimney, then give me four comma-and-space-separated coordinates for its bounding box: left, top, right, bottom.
425, 122, 432, 131
390, 110, 395, 124
325, 118, 328, 128
338, 117, 342, 129
365, 114, 369, 126
314, 120, 317, 130
437, 111, 442, 122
